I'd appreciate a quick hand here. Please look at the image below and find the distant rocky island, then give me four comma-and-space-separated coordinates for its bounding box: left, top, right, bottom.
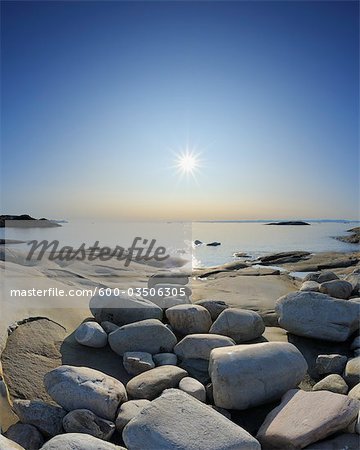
336, 227, 360, 244
0, 215, 61, 228
266, 221, 310, 226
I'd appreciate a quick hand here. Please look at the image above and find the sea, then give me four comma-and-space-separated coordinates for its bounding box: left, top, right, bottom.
1, 219, 359, 268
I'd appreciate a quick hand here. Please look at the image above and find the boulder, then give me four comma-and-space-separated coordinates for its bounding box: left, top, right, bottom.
209, 309, 265, 343
315, 354, 348, 375
195, 300, 229, 320
275, 291, 360, 341
300, 281, 320, 292
304, 433, 360, 450
44, 365, 127, 421
100, 321, 119, 333
122, 389, 261, 450
108, 319, 177, 356
348, 383, 360, 401
0, 435, 25, 449
149, 296, 192, 310
126, 365, 188, 400
179, 358, 211, 385
317, 271, 339, 283
123, 352, 155, 375
174, 334, 235, 360
312, 374, 348, 394
153, 353, 177, 366
319, 280, 353, 299
12, 399, 66, 437
63, 409, 115, 441
209, 342, 307, 410
5, 423, 44, 449
344, 357, 360, 387
165, 305, 212, 335
115, 399, 151, 432
256, 389, 359, 449
147, 272, 189, 288
89, 292, 162, 326
345, 271, 360, 295
351, 336, 360, 350
75, 322, 107, 348
178, 377, 206, 402
40, 433, 126, 449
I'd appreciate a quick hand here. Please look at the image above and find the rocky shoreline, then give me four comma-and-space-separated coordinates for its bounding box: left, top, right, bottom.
0, 250, 359, 449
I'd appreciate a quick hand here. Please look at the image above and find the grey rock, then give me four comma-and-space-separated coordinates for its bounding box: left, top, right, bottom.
147, 272, 189, 289
256, 389, 360, 449
75, 322, 107, 348
44, 365, 127, 421
126, 365, 188, 400
153, 353, 177, 366
5, 423, 44, 450
344, 357, 360, 387
209, 309, 265, 343
304, 272, 321, 282
319, 280, 353, 299
300, 281, 320, 292
149, 296, 191, 310
304, 433, 360, 450
115, 399, 151, 432
100, 321, 119, 333
89, 292, 163, 326
178, 377, 206, 402
317, 271, 339, 283
63, 409, 115, 441
195, 300, 229, 320
108, 319, 177, 356
12, 399, 66, 437
40, 433, 125, 449
0, 435, 25, 450
312, 374, 348, 394
165, 305, 212, 335
123, 352, 155, 375
351, 336, 360, 350
345, 272, 360, 295
209, 342, 307, 410
275, 291, 360, 341
122, 389, 261, 450
174, 334, 235, 360
315, 354, 348, 375
348, 383, 360, 401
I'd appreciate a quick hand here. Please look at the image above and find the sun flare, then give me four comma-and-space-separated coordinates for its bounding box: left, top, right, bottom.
174, 148, 202, 179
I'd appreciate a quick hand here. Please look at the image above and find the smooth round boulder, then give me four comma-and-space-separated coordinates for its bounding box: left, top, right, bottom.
115, 399, 151, 432
300, 281, 320, 292
315, 354, 348, 375
75, 322, 107, 348
317, 271, 339, 283
195, 300, 229, 320
312, 374, 348, 394
165, 305, 212, 335
348, 383, 360, 401
126, 365, 188, 400
344, 357, 360, 387
40, 433, 126, 449
153, 353, 177, 366
100, 321, 119, 333
275, 291, 360, 342
5, 423, 44, 450
319, 280, 353, 299
123, 352, 155, 375
209, 342, 308, 410
89, 292, 163, 326
44, 365, 127, 421
179, 377, 206, 402
174, 334, 236, 360
0, 435, 25, 450
108, 319, 177, 356
63, 409, 115, 441
209, 309, 265, 343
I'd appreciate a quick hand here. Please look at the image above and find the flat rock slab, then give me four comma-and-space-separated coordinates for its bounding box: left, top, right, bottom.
123, 389, 261, 450
1, 318, 66, 403
257, 389, 360, 449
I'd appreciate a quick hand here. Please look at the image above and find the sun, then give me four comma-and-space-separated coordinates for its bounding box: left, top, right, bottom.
174, 148, 202, 179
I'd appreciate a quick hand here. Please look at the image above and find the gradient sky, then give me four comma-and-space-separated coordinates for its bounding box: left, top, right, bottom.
1, 1, 359, 220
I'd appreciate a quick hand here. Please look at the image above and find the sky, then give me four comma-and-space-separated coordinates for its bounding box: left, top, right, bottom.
1, 1, 359, 221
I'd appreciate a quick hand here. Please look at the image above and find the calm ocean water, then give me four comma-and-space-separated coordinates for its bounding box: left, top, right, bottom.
1, 220, 359, 268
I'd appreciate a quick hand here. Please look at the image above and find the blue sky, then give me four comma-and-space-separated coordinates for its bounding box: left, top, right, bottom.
1, 1, 359, 220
